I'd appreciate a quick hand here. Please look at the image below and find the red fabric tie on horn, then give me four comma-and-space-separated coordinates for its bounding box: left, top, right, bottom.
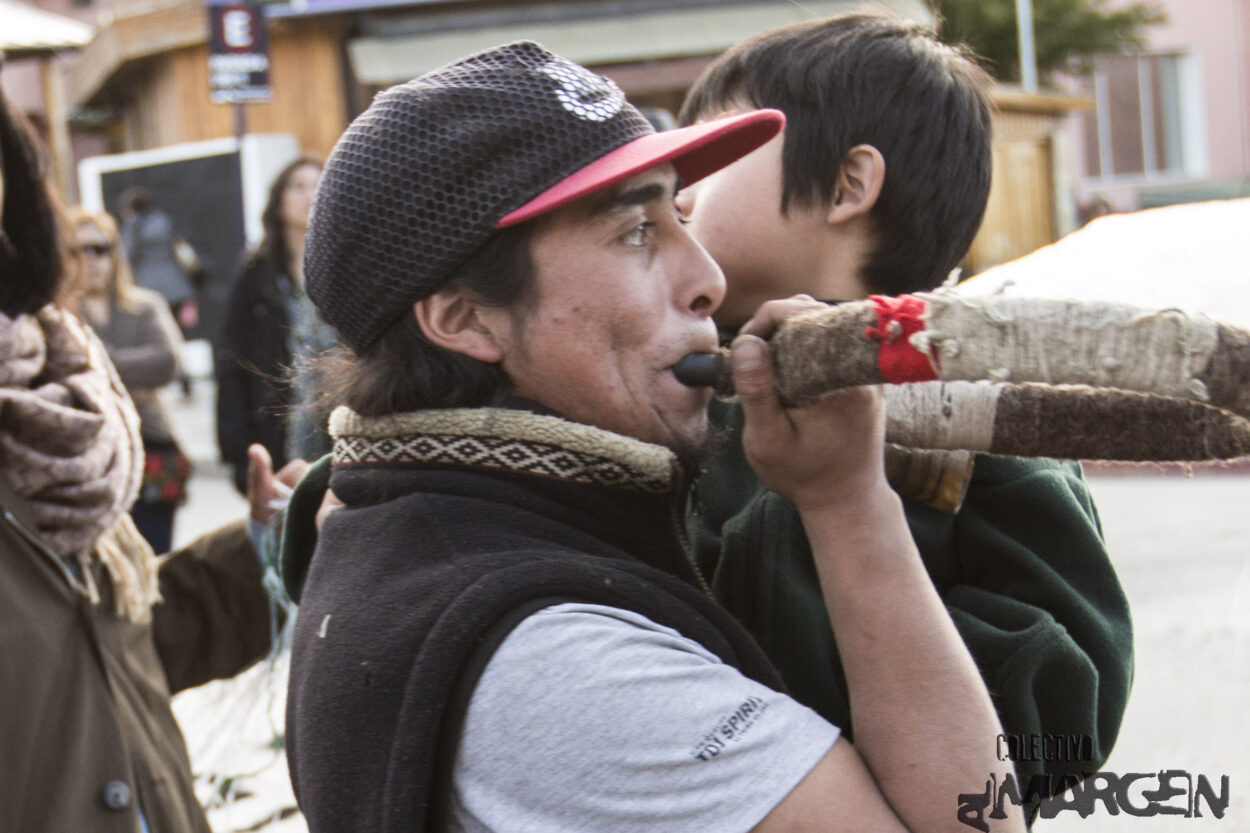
864, 294, 940, 383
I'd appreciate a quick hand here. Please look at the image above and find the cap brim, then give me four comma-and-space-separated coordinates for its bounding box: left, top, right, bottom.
496, 108, 785, 229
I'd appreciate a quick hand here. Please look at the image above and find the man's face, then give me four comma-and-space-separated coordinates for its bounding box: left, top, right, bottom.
485, 164, 725, 455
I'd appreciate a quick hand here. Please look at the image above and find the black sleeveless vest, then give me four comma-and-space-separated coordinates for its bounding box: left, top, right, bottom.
284, 411, 784, 833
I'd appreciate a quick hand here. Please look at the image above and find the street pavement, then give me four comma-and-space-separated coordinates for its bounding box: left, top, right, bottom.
164, 346, 1249, 832
1040, 470, 1249, 831
163, 341, 248, 548
161, 345, 303, 832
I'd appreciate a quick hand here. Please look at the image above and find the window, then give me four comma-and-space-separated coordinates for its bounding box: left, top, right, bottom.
1080, 52, 1205, 181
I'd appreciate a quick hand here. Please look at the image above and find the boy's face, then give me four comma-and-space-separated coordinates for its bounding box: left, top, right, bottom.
483, 165, 725, 456
676, 130, 838, 327
676, 119, 868, 327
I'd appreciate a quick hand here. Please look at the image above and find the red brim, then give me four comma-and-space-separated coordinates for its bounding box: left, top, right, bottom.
496, 108, 785, 228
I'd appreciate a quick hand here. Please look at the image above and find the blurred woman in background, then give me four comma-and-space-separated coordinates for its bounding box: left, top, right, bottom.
71, 208, 188, 553
215, 155, 333, 493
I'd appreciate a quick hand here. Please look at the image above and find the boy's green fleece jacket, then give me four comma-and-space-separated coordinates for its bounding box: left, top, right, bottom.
686, 397, 1134, 792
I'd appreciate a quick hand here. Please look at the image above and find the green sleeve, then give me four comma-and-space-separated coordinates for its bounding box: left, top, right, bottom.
687, 399, 1133, 793
278, 452, 333, 603
908, 455, 1133, 789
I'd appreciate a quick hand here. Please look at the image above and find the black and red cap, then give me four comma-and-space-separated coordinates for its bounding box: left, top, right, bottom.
306, 40, 783, 353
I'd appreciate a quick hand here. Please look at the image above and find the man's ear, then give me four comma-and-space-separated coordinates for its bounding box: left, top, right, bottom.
827, 144, 885, 226
412, 286, 506, 364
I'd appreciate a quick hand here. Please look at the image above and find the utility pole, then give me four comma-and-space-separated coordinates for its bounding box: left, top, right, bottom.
40, 56, 76, 202
1016, 0, 1039, 92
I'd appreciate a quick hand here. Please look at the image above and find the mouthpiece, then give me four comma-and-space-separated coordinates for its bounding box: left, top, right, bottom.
673, 352, 726, 389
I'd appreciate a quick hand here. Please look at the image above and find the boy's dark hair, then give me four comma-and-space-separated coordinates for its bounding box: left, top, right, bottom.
0, 91, 67, 317
315, 220, 537, 416
256, 155, 323, 275
679, 13, 993, 295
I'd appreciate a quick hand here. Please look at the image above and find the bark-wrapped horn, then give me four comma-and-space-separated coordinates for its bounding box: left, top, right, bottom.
679, 290, 1250, 466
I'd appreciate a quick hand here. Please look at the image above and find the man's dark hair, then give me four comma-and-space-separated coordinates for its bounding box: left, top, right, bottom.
316, 221, 537, 416
0, 91, 66, 317
256, 155, 323, 275
679, 13, 993, 295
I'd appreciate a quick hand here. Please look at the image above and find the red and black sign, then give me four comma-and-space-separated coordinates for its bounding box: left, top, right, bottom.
207, 1, 272, 103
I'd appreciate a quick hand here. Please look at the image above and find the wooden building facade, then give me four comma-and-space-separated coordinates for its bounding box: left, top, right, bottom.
969, 89, 1090, 274
59, 0, 1081, 272
63, 0, 347, 158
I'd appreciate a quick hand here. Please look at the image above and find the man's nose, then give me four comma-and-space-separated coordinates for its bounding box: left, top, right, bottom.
676, 233, 725, 317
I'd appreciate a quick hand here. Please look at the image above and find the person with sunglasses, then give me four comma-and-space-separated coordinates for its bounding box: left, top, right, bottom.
71, 207, 188, 552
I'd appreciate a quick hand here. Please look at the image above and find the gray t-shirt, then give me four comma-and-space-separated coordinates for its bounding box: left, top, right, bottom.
449, 603, 840, 832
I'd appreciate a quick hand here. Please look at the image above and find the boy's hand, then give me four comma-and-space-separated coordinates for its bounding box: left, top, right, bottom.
737, 294, 825, 340
246, 444, 310, 526
734, 297, 887, 514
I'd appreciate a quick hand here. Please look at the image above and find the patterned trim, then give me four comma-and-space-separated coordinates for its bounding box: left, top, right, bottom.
329, 407, 677, 494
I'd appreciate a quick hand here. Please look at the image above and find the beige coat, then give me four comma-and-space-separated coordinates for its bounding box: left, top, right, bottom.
0, 489, 273, 833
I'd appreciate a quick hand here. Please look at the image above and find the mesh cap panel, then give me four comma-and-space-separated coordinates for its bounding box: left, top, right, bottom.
305, 41, 652, 352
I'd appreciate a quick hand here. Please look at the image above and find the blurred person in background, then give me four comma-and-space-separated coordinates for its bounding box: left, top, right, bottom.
0, 79, 299, 833
120, 185, 198, 397
70, 207, 189, 553
1080, 194, 1117, 226
216, 155, 333, 494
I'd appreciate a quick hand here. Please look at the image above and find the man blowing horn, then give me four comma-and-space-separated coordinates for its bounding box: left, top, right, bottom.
282, 41, 1025, 833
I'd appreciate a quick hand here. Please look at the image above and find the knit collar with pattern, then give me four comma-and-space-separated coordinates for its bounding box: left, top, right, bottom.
278, 404, 706, 603
328, 405, 682, 495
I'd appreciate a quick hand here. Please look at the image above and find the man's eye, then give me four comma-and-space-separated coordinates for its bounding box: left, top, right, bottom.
622, 222, 655, 246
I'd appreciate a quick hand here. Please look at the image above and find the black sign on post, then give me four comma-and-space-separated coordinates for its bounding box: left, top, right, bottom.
208, 1, 272, 104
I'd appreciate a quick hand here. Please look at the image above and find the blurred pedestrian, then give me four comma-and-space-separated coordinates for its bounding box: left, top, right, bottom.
1080, 194, 1117, 226
215, 155, 333, 494
0, 80, 300, 833
70, 207, 190, 553
120, 184, 198, 396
